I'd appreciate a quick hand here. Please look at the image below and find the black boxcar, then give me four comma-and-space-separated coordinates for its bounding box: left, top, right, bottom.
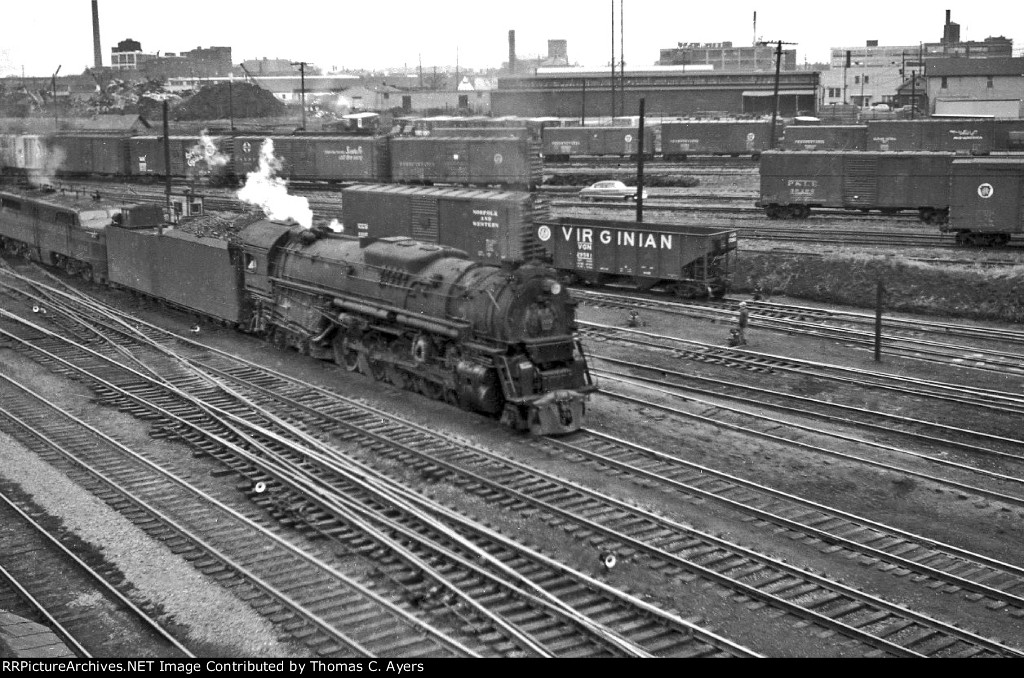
389, 136, 541, 189
537, 217, 736, 297
542, 126, 656, 161
270, 135, 391, 183
342, 183, 548, 263
128, 135, 227, 179
780, 125, 867, 152
759, 151, 953, 222
867, 119, 995, 153
661, 120, 773, 159
946, 157, 1024, 245
50, 133, 129, 176
430, 127, 533, 140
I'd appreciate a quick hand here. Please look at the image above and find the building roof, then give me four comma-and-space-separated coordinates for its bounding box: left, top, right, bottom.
926, 57, 1024, 77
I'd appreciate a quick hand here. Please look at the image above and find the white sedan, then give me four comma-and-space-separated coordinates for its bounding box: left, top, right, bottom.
578, 180, 648, 202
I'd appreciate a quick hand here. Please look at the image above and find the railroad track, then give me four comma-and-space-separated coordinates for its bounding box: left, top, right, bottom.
7, 270, 1024, 656
0, 366, 475, 658
0, 270, 755, 658
574, 290, 1024, 375
0, 478, 193, 658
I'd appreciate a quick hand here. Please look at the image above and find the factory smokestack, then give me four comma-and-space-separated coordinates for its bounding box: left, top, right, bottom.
508, 30, 516, 74
92, 0, 103, 68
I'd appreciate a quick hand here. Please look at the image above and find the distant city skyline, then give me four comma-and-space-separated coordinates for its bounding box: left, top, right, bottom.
2, 1, 1023, 78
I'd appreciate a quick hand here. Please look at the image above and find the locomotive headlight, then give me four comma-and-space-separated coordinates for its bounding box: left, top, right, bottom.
547, 280, 563, 296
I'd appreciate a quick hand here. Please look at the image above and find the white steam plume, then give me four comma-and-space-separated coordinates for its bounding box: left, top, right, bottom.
236, 138, 313, 229
192, 130, 229, 168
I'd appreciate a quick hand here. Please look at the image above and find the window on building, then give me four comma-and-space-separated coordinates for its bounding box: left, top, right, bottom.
941, 77, 948, 89
864, 75, 869, 84
854, 76, 860, 84
987, 76, 994, 88
402, 95, 412, 111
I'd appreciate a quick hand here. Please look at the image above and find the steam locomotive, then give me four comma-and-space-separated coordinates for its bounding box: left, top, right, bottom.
0, 186, 596, 434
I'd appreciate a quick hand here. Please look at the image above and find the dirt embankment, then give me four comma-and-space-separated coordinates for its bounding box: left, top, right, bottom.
736, 252, 1024, 323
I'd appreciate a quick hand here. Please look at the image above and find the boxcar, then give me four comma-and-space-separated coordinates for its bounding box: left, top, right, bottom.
106, 224, 247, 323
759, 151, 953, 222
536, 217, 737, 297
780, 125, 868, 152
430, 127, 533, 140
342, 183, 548, 263
946, 157, 1024, 245
0, 134, 49, 175
271, 135, 391, 183
542, 126, 656, 161
661, 120, 773, 160
389, 136, 541, 189
50, 134, 129, 176
867, 119, 995, 154
128, 135, 227, 179
992, 120, 1024, 152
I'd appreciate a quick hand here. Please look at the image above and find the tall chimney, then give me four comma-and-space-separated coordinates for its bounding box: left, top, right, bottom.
92, 0, 103, 68
508, 30, 516, 74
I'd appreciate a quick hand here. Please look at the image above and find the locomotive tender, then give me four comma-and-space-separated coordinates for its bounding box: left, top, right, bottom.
0, 187, 596, 435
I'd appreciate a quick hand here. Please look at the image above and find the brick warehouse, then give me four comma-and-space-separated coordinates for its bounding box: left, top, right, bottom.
490, 67, 820, 118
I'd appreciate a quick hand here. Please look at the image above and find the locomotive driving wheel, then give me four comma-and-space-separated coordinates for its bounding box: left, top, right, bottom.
332, 334, 360, 371
417, 378, 444, 401
367, 337, 388, 381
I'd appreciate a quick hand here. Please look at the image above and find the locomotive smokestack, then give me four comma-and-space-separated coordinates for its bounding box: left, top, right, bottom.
508, 30, 516, 74
92, 0, 103, 68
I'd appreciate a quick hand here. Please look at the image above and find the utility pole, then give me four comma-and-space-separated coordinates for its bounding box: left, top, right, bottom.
227, 76, 234, 130
610, 0, 616, 119
758, 41, 797, 150
911, 70, 916, 119
581, 78, 587, 125
620, 0, 625, 117
51, 65, 61, 131
635, 98, 645, 223
291, 61, 308, 130
162, 100, 170, 233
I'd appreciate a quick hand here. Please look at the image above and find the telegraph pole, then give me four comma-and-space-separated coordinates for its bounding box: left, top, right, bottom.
610, 0, 616, 119
291, 61, 308, 130
620, 0, 625, 117
51, 65, 61, 130
758, 41, 797, 150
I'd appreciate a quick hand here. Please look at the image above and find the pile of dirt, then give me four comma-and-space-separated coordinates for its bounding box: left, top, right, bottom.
174, 83, 286, 121
736, 251, 1024, 323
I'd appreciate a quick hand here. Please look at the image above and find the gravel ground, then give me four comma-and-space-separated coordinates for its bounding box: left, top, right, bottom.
0, 362, 309, 658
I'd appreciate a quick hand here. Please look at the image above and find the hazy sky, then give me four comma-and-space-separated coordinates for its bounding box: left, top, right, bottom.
2, 1, 1022, 78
